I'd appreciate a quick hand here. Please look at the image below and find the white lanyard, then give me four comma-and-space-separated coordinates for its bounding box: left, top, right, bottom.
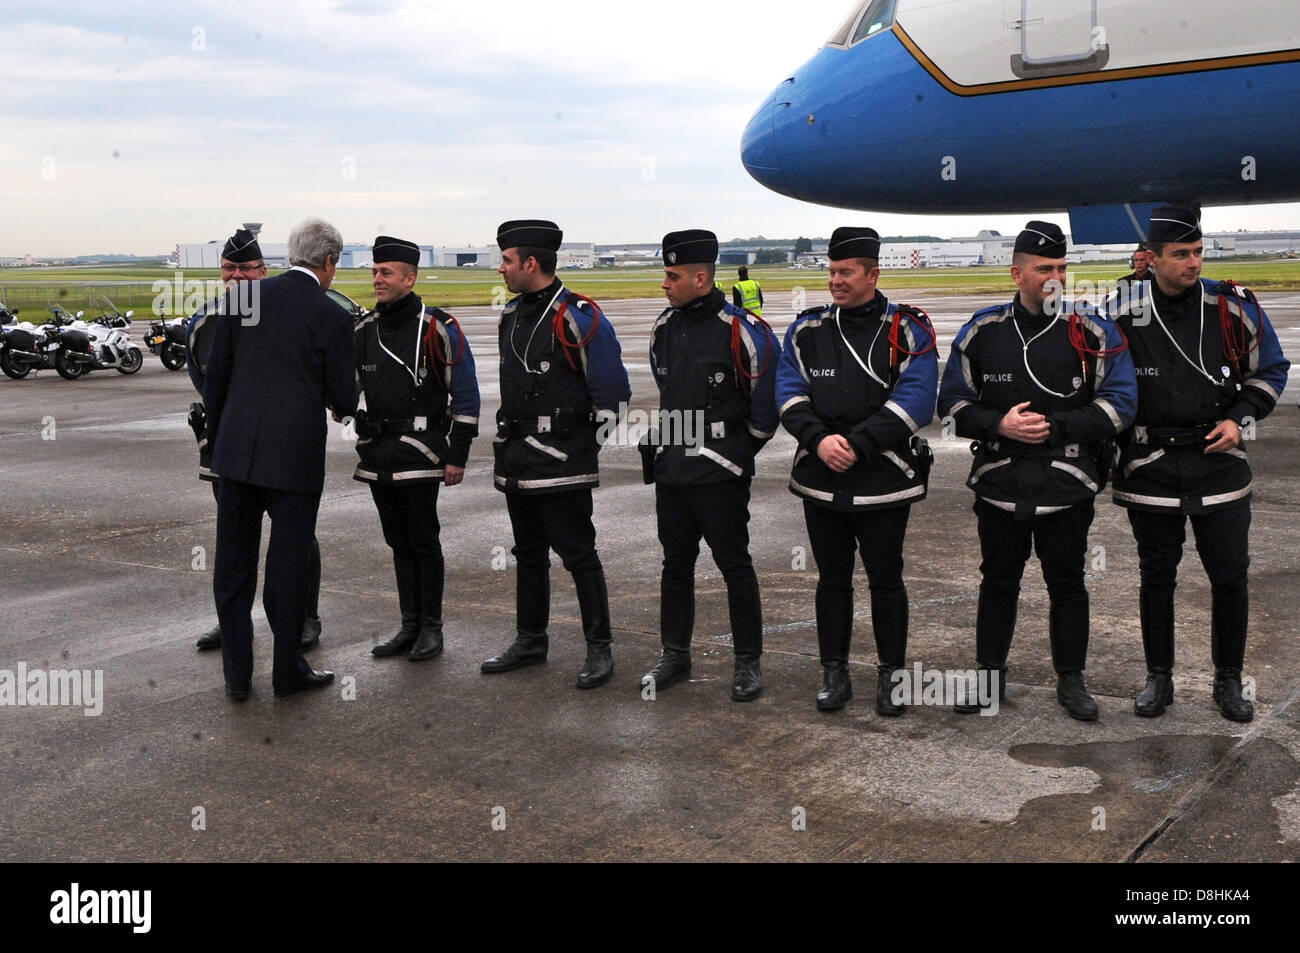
1012, 310, 1080, 399
511, 284, 565, 374
376, 304, 426, 386
1149, 290, 1225, 386
835, 299, 889, 387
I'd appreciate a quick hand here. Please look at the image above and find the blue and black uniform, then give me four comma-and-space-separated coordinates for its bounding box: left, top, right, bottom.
1110, 275, 1289, 715
776, 290, 937, 709
939, 291, 1136, 709
647, 288, 781, 670
484, 270, 630, 684
355, 290, 480, 660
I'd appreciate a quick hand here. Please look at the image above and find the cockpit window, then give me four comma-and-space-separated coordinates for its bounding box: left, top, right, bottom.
851, 0, 897, 44
827, 1, 869, 48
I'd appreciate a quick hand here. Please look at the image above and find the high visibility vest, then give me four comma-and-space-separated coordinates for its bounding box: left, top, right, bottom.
734, 279, 762, 316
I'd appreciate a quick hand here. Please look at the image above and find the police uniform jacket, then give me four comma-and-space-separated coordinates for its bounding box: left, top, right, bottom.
938, 296, 1137, 519
203, 270, 358, 495
494, 279, 631, 495
648, 288, 781, 486
1110, 278, 1289, 514
354, 293, 479, 486
776, 292, 938, 511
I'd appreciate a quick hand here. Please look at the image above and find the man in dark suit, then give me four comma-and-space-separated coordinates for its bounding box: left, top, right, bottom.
204, 218, 358, 701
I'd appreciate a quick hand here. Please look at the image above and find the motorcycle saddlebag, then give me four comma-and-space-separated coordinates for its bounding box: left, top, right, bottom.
62, 329, 92, 353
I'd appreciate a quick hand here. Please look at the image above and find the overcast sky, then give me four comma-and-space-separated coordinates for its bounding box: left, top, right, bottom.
3, 0, 1299, 257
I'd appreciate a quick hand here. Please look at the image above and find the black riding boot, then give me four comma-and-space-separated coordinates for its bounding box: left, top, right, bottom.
1135, 585, 1175, 717
481, 566, 549, 673
372, 556, 421, 657
410, 557, 445, 662
872, 587, 908, 716
573, 569, 613, 689
1211, 587, 1253, 723
643, 578, 694, 692
728, 583, 764, 702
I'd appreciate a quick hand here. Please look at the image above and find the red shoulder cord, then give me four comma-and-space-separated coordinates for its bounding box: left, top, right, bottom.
1217, 281, 1260, 382
730, 308, 775, 390
888, 304, 938, 385
1067, 305, 1129, 385
423, 311, 466, 369
552, 293, 602, 372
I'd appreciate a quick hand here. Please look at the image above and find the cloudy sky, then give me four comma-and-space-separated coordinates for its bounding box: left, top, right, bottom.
3, 0, 1299, 256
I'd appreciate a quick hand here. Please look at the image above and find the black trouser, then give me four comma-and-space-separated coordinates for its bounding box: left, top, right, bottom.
211, 478, 321, 618
804, 501, 910, 668
506, 488, 603, 636
1127, 504, 1251, 672
370, 482, 442, 560
214, 478, 320, 691
656, 479, 763, 657
974, 498, 1094, 674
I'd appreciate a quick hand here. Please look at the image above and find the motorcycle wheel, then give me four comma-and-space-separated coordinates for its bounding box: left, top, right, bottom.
117, 347, 144, 375
1, 349, 32, 380
160, 345, 186, 371
54, 349, 87, 380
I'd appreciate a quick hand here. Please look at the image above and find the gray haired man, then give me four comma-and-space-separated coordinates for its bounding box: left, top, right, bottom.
203, 219, 359, 700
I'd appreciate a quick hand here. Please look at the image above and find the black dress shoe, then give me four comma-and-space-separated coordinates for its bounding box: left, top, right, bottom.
409, 626, 444, 662
300, 616, 322, 651
1057, 672, 1099, 722
1134, 671, 1174, 717
225, 683, 251, 703
641, 649, 691, 693
731, 655, 762, 703
576, 642, 613, 689
815, 663, 852, 712
372, 624, 419, 658
274, 668, 335, 698
875, 665, 905, 717
481, 633, 548, 674
196, 625, 222, 652
1213, 669, 1254, 723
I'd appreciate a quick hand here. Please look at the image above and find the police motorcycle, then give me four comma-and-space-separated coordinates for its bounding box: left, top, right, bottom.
50, 300, 143, 379
0, 305, 76, 380
144, 314, 189, 370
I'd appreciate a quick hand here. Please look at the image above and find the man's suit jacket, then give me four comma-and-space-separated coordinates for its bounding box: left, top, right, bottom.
204, 270, 358, 494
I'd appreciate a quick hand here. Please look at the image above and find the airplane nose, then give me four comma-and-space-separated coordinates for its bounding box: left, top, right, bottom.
741, 92, 790, 196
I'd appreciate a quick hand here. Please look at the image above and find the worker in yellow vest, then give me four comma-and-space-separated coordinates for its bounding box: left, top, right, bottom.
732, 266, 763, 317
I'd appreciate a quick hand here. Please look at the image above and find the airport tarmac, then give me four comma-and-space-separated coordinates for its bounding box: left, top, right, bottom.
1, 288, 1298, 863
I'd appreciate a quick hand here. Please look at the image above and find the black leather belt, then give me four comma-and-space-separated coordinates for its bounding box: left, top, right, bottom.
1139, 424, 1216, 447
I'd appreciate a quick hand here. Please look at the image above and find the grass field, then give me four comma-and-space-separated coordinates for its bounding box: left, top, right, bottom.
3, 259, 1299, 318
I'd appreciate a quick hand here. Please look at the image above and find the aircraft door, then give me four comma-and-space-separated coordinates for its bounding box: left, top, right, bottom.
1009, 0, 1109, 78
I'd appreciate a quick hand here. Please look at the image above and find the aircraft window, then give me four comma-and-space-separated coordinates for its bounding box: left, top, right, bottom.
851, 0, 897, 44
827, 1, 869, 48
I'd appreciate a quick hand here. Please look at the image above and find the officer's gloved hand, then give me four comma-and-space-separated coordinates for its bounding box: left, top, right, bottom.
187, 403, 206, 442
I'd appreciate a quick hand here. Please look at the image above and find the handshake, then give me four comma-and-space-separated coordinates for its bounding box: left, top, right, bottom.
351, 408, 383, 440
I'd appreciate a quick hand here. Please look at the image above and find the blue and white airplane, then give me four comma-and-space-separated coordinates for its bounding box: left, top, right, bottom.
741, 0, 1300, 243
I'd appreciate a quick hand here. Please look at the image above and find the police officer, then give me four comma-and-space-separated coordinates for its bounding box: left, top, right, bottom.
776, 227, 938, 715
938, 222, 1137, 720
1110, 206, 1290, 722
642, 229, 781, 702
483, 220, 631, 689
186, 229, 326, 654
354, 237, 480, 662
733, 265, 763, 318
